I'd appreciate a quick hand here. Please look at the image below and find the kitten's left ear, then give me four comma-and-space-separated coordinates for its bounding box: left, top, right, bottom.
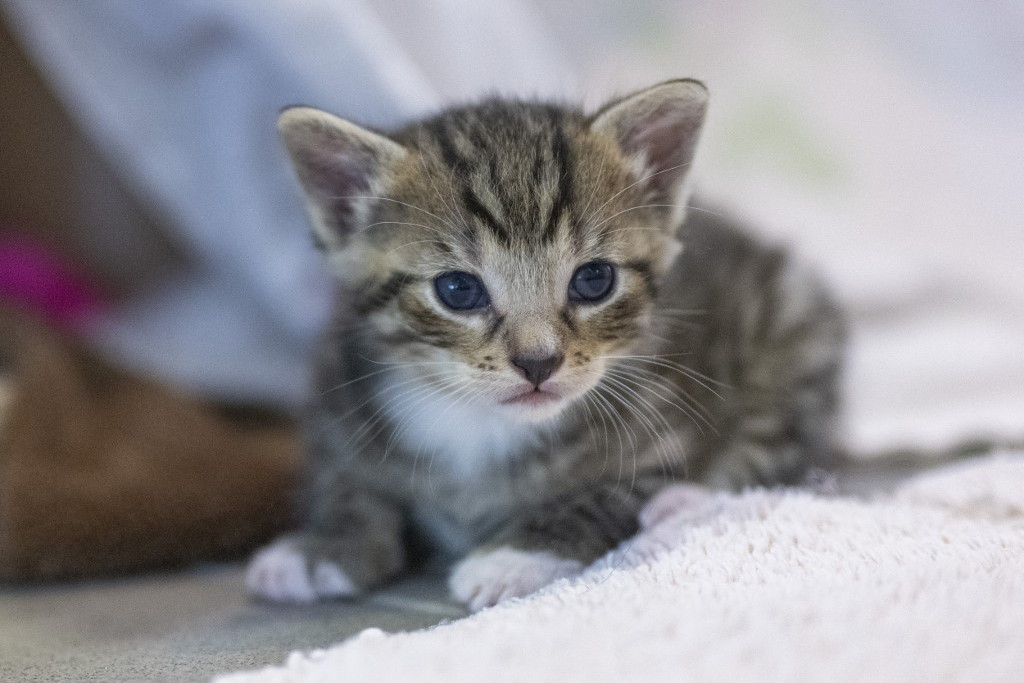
590, 79, 708, 212
278, 107, 407, 251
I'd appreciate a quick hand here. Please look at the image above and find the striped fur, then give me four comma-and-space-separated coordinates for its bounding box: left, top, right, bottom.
248, 81, 846, 607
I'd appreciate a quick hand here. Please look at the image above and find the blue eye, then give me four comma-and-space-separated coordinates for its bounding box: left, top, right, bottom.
569, 262, 615, 302
434, 271, 490, 310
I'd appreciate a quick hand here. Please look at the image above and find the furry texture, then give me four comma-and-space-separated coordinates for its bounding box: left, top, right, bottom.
250, 80, 845, 607
221, 453, 1024, 683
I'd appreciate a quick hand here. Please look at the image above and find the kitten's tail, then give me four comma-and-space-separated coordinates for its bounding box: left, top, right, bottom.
828, 436, 1024, 494
841, 436, 1024, 468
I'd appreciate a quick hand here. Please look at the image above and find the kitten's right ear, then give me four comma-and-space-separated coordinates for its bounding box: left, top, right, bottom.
278, 107, 407, 251
590, 79, 708, 214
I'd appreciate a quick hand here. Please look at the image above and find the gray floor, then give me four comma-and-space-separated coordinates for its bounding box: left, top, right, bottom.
0, 463, 920, 683
0, 565, 461, 683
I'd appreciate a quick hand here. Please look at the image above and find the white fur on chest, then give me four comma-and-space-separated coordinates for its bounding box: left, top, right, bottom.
380, 379, 540, 480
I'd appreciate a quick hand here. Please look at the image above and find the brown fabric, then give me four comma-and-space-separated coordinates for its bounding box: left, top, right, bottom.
0, 308, 301, 581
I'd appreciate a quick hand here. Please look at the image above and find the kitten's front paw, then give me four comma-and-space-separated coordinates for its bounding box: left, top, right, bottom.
246, 538, 357, 603
638, 483, 715, 529
449, 547, 584, 612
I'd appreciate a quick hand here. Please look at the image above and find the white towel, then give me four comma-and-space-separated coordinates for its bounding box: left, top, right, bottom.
216, 453, 1024, 683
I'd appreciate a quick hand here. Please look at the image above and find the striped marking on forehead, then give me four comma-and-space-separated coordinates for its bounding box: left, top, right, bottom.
543, 114, 574, 244
414, 104, 576, 249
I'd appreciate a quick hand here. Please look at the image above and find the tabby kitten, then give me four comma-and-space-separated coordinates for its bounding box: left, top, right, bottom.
247, 79, 845, 611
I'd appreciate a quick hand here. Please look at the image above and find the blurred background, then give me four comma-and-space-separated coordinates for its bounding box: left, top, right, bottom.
2, 3, 1023, 677
2, 0, 1023, 454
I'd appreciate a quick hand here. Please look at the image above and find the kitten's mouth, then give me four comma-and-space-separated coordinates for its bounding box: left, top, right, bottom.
501, 388, 560, 407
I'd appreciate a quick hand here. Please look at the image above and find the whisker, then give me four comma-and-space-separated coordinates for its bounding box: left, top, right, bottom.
684, 204, 728, 219
329, 368, 454, 428
333, 196, 458, 232
575, 151, 608, 231
610, 366, 716, 430
401, 378, 477, 487
592, 380, 645, 495
605, 366, 716, 436
583, 161, 692, 227
357, 218, 476, 257
319, 366, 396, 395
358, 356, 464, 367
579, 393, 612, 479
417, 152, 469, 235
599, 226, 669, 236
601, 355, 731, 395
421, 382, 482, 493
382, 239, 450, 257
376, 374, 469, 461
606, 363, 717, 422
344, 371, 462, 454
360, 220, 447, 237
589, 385, 631, 491
600, 374, 681, 483
590, 204, 680, 234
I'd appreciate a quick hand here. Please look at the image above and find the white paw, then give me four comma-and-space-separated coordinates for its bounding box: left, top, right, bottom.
449, 547, 583, 612
245, 540, 357, 603
638, 483, 715, 530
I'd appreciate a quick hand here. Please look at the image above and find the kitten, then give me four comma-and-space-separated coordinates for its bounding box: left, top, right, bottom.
246, 80, 845, 611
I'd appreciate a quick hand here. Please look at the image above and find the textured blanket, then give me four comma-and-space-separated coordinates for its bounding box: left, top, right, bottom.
216, 453, 1024, 683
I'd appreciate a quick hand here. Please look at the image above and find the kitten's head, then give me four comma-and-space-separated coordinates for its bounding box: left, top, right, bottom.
280, 80, 707, 423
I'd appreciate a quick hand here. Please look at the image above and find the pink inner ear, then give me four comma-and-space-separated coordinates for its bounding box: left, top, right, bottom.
291, 142, 380, 238
301, 146, 373, 200
637, 121, 689, 193
627, 102, 703, 195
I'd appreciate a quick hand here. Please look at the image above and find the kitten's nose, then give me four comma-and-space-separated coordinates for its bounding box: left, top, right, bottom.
511, 353, 564, 387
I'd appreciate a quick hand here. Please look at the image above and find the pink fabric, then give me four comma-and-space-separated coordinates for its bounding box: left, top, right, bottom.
0, 232, 106, 330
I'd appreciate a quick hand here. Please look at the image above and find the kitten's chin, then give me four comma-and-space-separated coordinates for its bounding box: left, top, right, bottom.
498, 390, 570, 423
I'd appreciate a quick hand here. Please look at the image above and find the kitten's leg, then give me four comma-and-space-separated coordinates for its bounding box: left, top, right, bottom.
246, 486, 405, 603
449, 485, 651, 611
704, 260, 845, 489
